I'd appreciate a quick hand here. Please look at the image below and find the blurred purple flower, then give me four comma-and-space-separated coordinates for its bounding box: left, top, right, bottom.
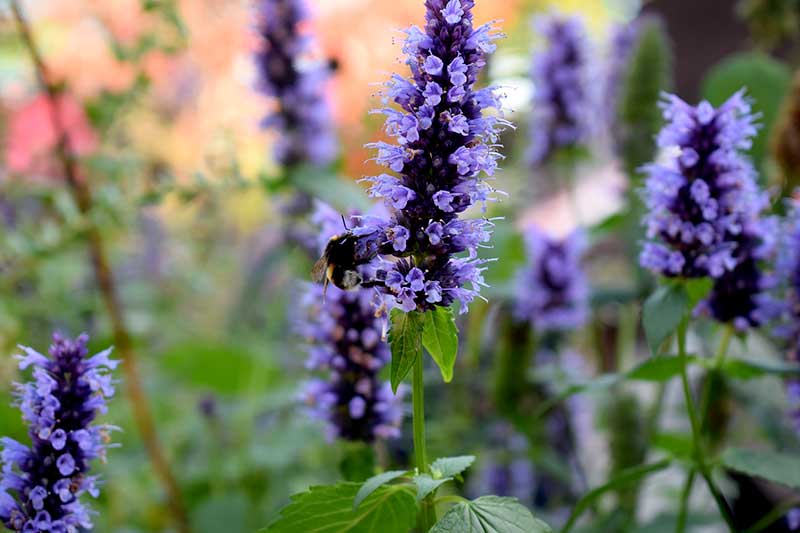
469, 424, 534, 505
355, 0, 508, 314
0, 334, 117, 533
528, 15, 593, 167
255, 0, 337, 166
297, 204, 405, 442
514, 226, 589, 332
640, 91, 774, 329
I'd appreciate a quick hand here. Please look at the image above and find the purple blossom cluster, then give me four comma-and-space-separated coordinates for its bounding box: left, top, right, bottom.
297, 205, 405, 442
514, 226, 589, 332
469, 424, 534, 505
528, 14, 592, 167
355, 0, 507, 314
255, 0, 337, 166
604, 21, 638, 143
0, 334, 117, 533
640, 91, 775, 328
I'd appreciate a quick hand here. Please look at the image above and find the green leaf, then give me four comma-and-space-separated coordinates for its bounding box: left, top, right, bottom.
626, 355, 697, 382
721, 447, 800, 490
192, 491, 251, 533
652, 432, 694, 462
643, 284, 688, 356
388, 309, 423, 393
353, 470, 408, 510
421, 307, 459, 382
263, 483, 416, 533
684, 278, 713, 309
290, 165, 371, 212
430, 456, 476, 479
340, 445, 377, 482
719, 357, 800, 380
430, 496, 552, 533
562, 460, 672, 533
413, 474, 452, 502
701, 52, 792, 174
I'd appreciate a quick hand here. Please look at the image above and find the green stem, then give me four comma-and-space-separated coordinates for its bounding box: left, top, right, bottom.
675, 469, 696, 533
413, 355, 436, 531
699, 325, 734, 431
676, 320, 737, 531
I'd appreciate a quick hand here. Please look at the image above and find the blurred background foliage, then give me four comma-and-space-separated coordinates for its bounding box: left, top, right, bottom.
1, 0, 799, 532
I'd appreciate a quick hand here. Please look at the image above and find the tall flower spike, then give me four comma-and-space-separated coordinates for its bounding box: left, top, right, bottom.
513, 226, 589, 332
359, 0, 508, 314
603, 20, 638, 151
0, 333, 117, 533
255, 0, 337, 167
528, 14, 592, 167
297, 203, 405, 442
772, 199, 800, 436
640, 91, 774, 329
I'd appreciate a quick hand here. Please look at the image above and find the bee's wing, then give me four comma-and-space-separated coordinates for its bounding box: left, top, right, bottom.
311, 255, 328, 283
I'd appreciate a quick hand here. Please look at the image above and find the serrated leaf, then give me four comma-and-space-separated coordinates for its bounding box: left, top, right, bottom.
721, 447, 800, 490
430, 456, 476, 479
413, 474, 452, 502
388, 309, 423, 393
720, 357, 800, 380
263, 483, 416, 533
431, 496, 551, 533
643, 284, 688, 355
353, 470, 408, 510
421, 307, 459, 382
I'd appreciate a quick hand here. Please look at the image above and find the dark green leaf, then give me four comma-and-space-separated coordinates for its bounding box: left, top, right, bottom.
354, 471, 409, 510
430, 496, 552, 533
626, 355, 697, 382
388, 309, 424, 392
421, 307, 459, 382
263, 483, 416, 533
430, 456, 476, 479
643, 284, 688, 355
562, 460, 672, 533
721, 447, 800, 490
720, 357, 800, 380
413, 474, 452, 502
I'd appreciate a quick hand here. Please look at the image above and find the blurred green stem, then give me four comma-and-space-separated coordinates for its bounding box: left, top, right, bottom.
676, 320, 736, 531
10, 3, 190, 531
413, 354, 436, 531
675, 469, 696, 533
699, 325, 734, 433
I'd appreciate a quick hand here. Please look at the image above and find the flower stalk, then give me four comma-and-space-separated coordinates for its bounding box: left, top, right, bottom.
10, 3, 189, 531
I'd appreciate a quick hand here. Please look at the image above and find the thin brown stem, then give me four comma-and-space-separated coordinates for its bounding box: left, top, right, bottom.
10, 3, 190, 531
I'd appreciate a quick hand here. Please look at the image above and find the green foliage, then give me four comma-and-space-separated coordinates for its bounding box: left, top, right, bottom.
643, 283, 688, 356
562, 460, 672, 533
603, 390, 648, 515
430, 456, 476, 479
721, 447, 800, 490
288, 165, 371, 213
388, 309, 424, 392
263, 483, 417, 533
421, 307, 459, 382
430, 496, 552, 533
413, 474, 452, 502
652, 432, 694, 462
719, 356, 800, 379
353, 471, 408, 510
339, 445, 376, 482
618, 16, 673, 179
701, 52, 792, 174
191, 491, 251, 533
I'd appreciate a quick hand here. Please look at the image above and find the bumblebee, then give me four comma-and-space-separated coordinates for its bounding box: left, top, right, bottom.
311, 231, 365, 296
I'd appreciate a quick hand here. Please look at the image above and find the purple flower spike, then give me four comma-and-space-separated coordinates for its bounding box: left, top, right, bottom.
640, 90, 773, 329
355, 0, 507, 314
255, 0, 337, 166
514, 226, 589, 332
1, 334, 116, 533
297, 204, 405, 442
529, 15, 593, 167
